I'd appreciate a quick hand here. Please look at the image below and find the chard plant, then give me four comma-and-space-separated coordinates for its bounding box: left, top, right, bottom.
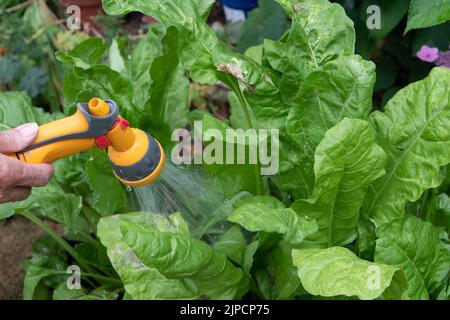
0, 0, 449, 300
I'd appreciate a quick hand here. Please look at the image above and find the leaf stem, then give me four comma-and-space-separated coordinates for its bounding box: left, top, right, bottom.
19, 211, 97, 276
227, 76, 263, 195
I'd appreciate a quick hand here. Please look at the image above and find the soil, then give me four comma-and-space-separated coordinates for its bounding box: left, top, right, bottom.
0, 216, 46, 300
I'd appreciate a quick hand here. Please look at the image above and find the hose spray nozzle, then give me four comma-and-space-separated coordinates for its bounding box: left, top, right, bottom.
13, 98, 165, 187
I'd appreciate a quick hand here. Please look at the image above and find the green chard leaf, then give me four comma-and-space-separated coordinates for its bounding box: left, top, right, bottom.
86, 149, 128, 216
99, 212, 248, 299
213, 225, 247, 266
56, 38, 108, 69
228, 203, 318, 245
291, 118, 386, 247
281, 55, 376, 198
108, 38, 126, 73
266, 244, 301, 299
98, 212, 197, 300
119, 216, 249, 299
363, 67, 450, 226
21, 237, 68, 300
53, 284, 118, 300
0, 179, 82, 224
102, 0, 263, 87
292, 246, 407, 300
146, 26, 189, 130
357, 218, 377, 261
23, 265, 64, 300
406, 0, 450, 33
125, 26, 165, 104
57, 38, 140, 122
200, 114, 260, 198
61, 64, 138, 120
271, 0, 356, 102
375, 215, 450, 299
0, 91, 57, 130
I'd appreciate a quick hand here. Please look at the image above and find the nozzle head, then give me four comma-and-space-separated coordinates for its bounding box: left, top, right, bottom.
108, 130, 165, 187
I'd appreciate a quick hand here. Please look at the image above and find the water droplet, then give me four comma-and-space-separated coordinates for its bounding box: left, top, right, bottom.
223, 199, 230, 205
126, 186, 133, 192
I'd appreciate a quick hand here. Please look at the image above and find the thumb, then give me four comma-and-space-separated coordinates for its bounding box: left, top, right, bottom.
0, 123, 39, 153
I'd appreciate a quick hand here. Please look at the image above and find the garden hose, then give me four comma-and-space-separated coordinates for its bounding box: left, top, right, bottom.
8, 98, 165, 187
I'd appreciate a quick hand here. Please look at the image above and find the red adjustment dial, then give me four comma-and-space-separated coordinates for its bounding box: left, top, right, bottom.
118, 117, 129, 130
95, 135, 110, 150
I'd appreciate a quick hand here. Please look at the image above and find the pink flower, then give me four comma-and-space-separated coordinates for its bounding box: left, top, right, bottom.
417, 45, 439, 62
436, 50, 450, 69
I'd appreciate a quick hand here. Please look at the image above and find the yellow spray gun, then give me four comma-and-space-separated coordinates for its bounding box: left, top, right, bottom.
9, 98, 165, 187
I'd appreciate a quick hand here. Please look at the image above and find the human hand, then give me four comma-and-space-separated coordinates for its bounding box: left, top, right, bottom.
0, 123, 53, 204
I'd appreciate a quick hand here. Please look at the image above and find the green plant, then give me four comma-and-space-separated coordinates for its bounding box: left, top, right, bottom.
0, 0, 89, 112
0, 0, 449, 300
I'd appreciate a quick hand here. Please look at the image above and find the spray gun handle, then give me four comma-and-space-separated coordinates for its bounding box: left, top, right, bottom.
11, 99, 119, 164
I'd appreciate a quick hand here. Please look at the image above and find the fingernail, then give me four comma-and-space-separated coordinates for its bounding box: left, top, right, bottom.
17, 123, 38, 141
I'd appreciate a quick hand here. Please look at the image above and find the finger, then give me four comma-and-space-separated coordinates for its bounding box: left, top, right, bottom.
0, 123, 38, 153
0, 187, 31, 204
14, 162, 54, 187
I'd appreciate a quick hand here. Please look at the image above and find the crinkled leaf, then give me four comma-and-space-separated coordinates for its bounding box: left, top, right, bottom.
406, 0, 450, 33
375, 215, 450, 299
200, 114, 260, 197
120, 217, 249, 299
146, 26, 189, 130
431, 193, 450, 232
125, 26, 165, 105
56, 38, 108, 69
228, 203, 318, 245
235, 195, 285, 209
243, 240, 260, 276
22, 253, 68, 300
97, 212, 196, 299
53, 284, 118, 300
357, 218, 377, 261
23, 265, 63, 300
291, 118, 386, 247
102, 0, 264, 87
282, 55, 376, 198
244, 77, 290, 130
267, 244, 301, 299
292, 246, 407, 300
0, 91, 56, 131
271, 0, 355, 102
0, 179, 82, 225
213, 225, 247, 266
61, 64, 138, 121
86, 149, 128, 216
363, 68, 450, 226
